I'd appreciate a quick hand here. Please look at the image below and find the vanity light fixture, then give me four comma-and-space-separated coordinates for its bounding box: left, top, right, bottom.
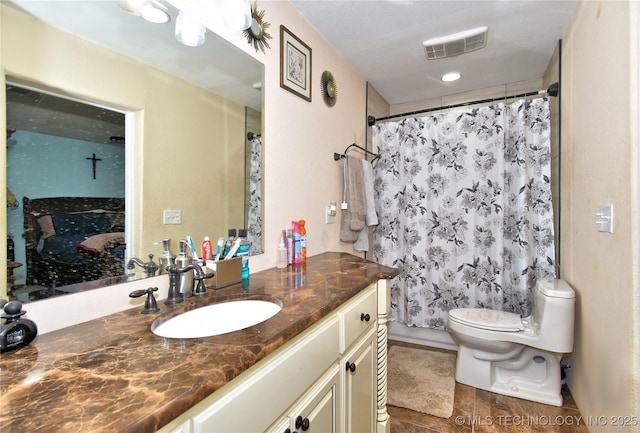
441, 72, 461, 82
175, 10, 206, 47
118, 0, 171, 24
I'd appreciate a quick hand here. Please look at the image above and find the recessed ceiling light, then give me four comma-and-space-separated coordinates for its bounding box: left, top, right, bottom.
442, 72, 461, 82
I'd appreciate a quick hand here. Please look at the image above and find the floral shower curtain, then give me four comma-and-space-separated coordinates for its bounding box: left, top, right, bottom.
372, 98, 556, 331
247, 136, 262, 255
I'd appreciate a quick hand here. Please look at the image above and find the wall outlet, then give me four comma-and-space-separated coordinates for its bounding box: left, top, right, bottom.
163, 209, 182, 225
326, 204, 336, 224
596, 204, 613, 233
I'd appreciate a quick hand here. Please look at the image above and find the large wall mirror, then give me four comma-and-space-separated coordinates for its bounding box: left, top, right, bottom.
3, 1, 264, 302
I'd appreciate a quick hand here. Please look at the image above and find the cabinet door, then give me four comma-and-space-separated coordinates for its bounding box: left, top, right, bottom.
270, 364, 340, 433
343, 329, 376, 433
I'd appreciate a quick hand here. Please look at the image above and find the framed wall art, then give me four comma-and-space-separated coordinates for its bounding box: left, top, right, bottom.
280, 25, 312, 101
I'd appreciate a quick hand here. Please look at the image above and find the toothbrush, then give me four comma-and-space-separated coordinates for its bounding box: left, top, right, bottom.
214, 237, 225, 261
185, 236, 198, 260
224, 238, 243, 260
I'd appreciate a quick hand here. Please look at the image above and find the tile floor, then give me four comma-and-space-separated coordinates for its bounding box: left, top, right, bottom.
388, 341, 589, 433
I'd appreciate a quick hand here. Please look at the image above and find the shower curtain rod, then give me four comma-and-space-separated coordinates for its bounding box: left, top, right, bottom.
367, 82, 559, 126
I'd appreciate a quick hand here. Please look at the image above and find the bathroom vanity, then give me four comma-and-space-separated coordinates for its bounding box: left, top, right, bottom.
0, 252, 398, 433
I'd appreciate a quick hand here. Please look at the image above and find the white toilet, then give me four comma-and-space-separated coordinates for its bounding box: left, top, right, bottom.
447, 279, 575, 406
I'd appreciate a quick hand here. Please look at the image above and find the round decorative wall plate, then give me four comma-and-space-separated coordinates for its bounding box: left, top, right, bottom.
321, 71, 337, 107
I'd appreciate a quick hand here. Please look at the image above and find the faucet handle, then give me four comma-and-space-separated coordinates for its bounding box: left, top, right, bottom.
146, 254, 159, 276
129, 287, 160, 314
193, 269, 212, 297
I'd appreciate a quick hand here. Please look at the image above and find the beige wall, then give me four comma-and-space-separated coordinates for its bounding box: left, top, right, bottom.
560, 1, 639, 428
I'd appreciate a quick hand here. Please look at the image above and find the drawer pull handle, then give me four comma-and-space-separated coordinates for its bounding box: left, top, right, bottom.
360, 313, 371, 322
346, 361, 357, 372
295, 416, 310, 431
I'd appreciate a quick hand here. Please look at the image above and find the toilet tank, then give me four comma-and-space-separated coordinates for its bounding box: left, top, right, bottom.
532, 279, 576, 353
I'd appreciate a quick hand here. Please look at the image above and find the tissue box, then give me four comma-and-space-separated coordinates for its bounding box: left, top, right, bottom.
205, 256, 242, 289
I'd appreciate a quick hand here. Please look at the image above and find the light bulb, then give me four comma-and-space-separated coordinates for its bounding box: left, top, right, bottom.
175, 10, 205, 47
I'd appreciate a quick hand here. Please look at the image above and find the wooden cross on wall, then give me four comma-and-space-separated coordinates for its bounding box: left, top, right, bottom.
86, 153, 102, 180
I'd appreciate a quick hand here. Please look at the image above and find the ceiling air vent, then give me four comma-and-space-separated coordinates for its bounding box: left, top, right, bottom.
423, 26, 488, 60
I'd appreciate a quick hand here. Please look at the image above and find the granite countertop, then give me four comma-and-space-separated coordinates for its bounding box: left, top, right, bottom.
0, 252, 398, 433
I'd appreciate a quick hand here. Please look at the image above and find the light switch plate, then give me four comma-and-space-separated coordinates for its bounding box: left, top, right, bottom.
596, 204, 613, 233
163, 209, 182, 225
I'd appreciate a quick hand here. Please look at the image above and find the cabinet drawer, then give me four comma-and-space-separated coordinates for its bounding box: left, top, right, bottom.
340, 284, 377, 353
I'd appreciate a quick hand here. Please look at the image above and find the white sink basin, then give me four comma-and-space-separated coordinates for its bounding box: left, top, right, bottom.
151, 299, 282, 339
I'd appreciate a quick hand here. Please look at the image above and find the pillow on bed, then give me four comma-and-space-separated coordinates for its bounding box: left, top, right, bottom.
78, 232, 125, 255
37, 215, 56, 239
51, 212, 112, 236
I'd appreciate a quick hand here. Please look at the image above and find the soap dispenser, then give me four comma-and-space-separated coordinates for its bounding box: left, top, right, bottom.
156, 238, 175, 274
176, 239, 194, 298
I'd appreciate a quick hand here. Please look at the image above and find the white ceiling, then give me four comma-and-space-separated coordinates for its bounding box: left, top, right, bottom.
290, 0, 577, 105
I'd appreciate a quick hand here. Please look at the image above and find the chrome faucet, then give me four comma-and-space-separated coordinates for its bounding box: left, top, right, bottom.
127, 254, 159, 278
165, 263, 207, 304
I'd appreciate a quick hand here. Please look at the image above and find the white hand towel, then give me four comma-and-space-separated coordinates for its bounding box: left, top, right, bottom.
340, 156, 367, 242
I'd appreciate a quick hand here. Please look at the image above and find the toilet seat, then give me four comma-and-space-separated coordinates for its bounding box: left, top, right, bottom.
449, 308, 524, 332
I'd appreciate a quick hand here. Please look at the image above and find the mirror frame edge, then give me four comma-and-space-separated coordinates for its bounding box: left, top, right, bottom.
2, 70, 8, 300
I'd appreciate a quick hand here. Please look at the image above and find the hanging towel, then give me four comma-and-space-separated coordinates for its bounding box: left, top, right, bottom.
354, 159, 378, 251
340, 156, 366, 242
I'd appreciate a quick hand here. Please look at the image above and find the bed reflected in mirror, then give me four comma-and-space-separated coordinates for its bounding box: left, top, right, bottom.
6, 84, 127, 301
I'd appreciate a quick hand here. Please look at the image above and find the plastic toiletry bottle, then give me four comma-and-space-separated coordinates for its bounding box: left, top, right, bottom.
292, 221, 302, 265
201, 236, 213, 262
236, 229, 251, 256
277, 230, 288, 269
286, 229, 294, 265
233, 229, 250, 280
223, 229, 237, 257
241, 254, 250, 280
175, 240, 193, 298
299, 220, 307, 261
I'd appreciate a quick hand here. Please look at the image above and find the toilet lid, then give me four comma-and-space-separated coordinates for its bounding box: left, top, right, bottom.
449, 308, 524, 332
